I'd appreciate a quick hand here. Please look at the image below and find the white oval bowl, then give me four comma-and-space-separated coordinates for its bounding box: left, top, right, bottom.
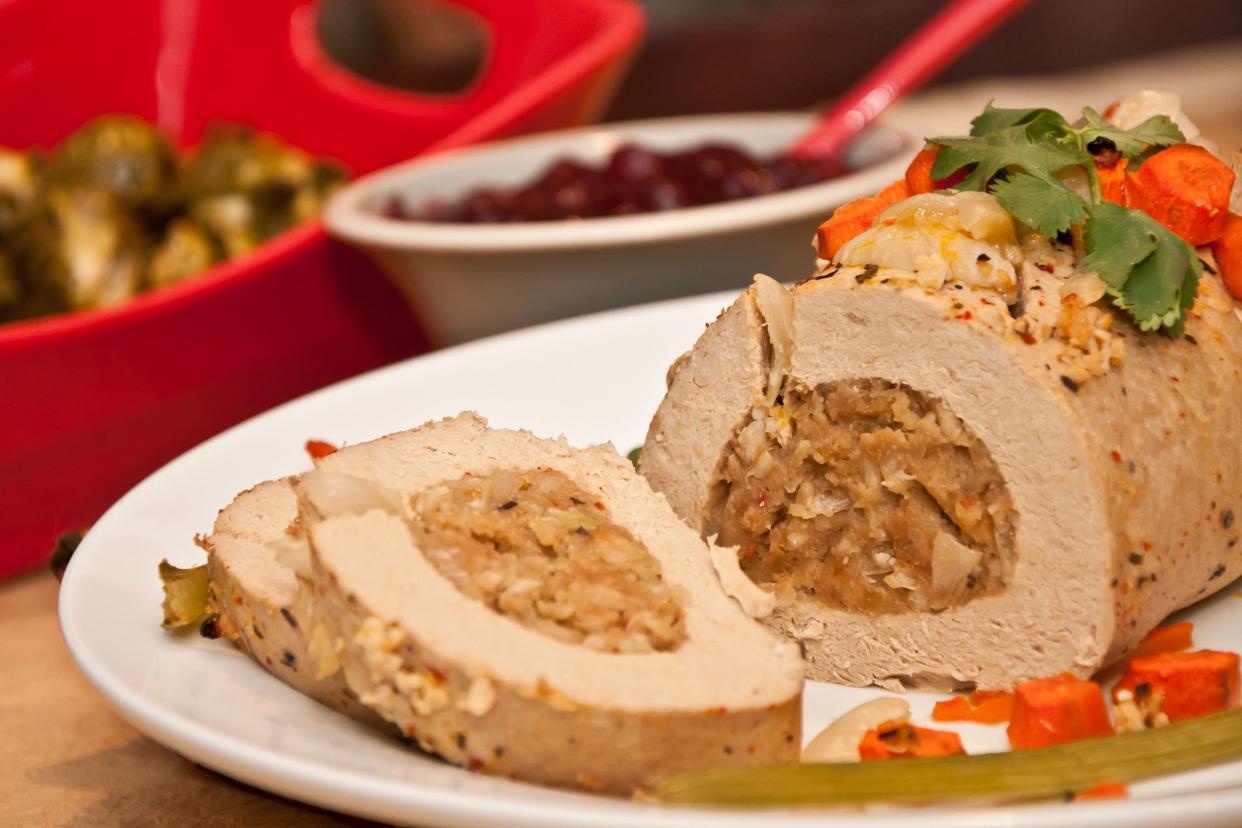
326, 112, 915, 345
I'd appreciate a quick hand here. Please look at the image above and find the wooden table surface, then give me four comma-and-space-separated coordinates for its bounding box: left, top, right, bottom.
5, 40, 1241, 828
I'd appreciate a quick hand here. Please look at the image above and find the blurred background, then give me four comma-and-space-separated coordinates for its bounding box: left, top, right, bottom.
319, 0, 1242, 128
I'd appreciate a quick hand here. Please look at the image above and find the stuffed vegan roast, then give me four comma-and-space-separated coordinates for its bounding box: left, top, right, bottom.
641, 91, 1242, 691
156, 91, 1242, 799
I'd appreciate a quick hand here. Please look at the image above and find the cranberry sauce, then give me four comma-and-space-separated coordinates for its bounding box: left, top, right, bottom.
386, 143, 846, 223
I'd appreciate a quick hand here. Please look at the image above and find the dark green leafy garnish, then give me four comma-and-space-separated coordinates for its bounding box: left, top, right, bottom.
929, 102, 1193, 333
1082, 202, 1201, 333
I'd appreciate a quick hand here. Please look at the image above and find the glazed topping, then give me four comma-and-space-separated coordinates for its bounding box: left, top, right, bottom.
393, 143, 841, 223
409, 468, 686, 653
835, 191, 1022, 303
708, 379, 1016, 615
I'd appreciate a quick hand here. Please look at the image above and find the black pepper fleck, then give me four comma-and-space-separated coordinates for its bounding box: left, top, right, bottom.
252, 624, 264, 640
813, 267, 840, 282
281, 650, 297, 667
494, 746, 506, 758
456, 733, 467, 750
1210, 564, 1227, 580
724, 746, 734, 754
1060, 376, 1079, 393
1200, 258, 1217, 275
1110, 578, 1119, 587
281, 607, 299, 628
1128, 552, 1144, 565
200, 615, 222, 639
1224, 510, 1234, 529
1185, 334, 1199, 345
498, 500, 518, 511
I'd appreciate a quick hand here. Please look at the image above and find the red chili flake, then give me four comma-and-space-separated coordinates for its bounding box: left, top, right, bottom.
305, 439, 338, 460
594, 501, 606, 511
1142, 541, 1153, 551
739, 547, 756, 561
706, 706, 728, 716
1170, 376, 1180, 383
1020, 332, 1037, 345
233, 596, 243, 606
1110, 450, 1123, 463
954, 310, 973, 320
339, 699, 350, 709
265, 656, 273, 666
428, 666, 447, 683
468, 757, 485, 770
756, 490, 769, 509
1036, 261, 1055, 273
405, 723, 418, 737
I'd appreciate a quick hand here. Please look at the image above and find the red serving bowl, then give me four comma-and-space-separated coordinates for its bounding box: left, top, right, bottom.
0, 0, 643, 578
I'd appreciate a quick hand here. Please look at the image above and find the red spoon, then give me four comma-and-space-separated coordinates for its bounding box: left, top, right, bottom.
792, 0, 1031, 163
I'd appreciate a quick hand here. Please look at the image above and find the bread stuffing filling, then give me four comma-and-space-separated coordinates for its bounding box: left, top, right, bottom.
409, 468, 687, 653
708, 379, 1017, 615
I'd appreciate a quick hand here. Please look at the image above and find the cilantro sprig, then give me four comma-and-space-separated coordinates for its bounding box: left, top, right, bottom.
927, 103, 1196, 333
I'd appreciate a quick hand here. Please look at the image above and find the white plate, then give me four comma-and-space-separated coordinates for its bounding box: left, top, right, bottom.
60, 291, 1242, 828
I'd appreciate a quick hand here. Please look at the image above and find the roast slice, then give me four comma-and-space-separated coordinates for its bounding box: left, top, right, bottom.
208, 412, 802, 793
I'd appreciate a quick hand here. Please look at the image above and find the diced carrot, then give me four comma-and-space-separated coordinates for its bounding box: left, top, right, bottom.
904, 145, 969, 195
1007, 675, 1112, 750
1125, 144, 1235, 246
305, 438, 338, 460
932, 690, 1014, 725
1113, 650, 1241, 722
1212, 212, 1242, 301
1074, 781, 1129, 801
815, 179, 910, 260
1133, 621, 1195, 658
858, 719, 965, 760
1096, 157, 1128, 205
1094, 621, 1195, 684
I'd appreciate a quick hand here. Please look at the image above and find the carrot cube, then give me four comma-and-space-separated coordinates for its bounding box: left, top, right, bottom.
1007, 675, 1112, 750
1213, 212, 1242, 301
1125, 144, 1234, 246
815, 179, 909, 260
1113, 650, 1241, 722
858, 720, 964, 760
932, 690, 1014, 725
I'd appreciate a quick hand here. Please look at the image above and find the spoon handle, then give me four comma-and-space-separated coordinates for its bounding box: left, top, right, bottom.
791, 0, 1030, 161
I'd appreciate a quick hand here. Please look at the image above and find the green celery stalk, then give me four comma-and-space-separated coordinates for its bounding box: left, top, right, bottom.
656, 707, 1242, 807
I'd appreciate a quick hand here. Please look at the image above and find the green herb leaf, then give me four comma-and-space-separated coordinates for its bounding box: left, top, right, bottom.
1082, 201, 1201, 333
969, 103, 1069, 137
931, 126, 1090, 192
1079, 106, 1184, 161
990, 172, 1088, 237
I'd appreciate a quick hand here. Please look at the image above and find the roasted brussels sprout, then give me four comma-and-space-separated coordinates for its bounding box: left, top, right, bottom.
17, 187, 147, 311
46, 115, 178, 214
0, 249, 19, 319
149, 218, 218, 289
0, 116, 344, 324
182, 126, 346, 250
0, 147, 42, 237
